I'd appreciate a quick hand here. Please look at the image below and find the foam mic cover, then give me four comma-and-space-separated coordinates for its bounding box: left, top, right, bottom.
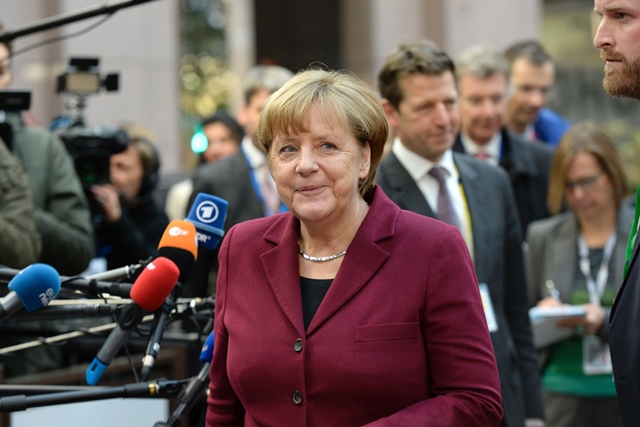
157, 220, 198, 283
8, 264, 60, 312
129, 257, 180, 312
186, 193, 229, 251
199, 331, 214, 364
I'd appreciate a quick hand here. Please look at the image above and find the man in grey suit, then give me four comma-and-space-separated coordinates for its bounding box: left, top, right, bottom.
453, 44, 554, 235
376, 40, 544, 427
594, 0, 640, 424
185, 65, 293, 297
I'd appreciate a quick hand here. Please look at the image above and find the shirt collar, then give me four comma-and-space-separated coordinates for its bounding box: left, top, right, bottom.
242, 135, 267, 169
392, 137, 457, 180
459, 132, 502, 161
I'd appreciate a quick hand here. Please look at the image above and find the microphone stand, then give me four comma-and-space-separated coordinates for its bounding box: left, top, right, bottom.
0, 268, 134, 298
0, 0, 160, 43
0, 384, 103, 396
140, 282, 182, 381
0, 379, 189, 412
0, 314, 154, 355
165, 362, 210, 426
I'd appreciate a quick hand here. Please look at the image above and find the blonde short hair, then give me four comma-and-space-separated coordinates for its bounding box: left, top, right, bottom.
257, 68, 388, 196
548, 121, 627, 214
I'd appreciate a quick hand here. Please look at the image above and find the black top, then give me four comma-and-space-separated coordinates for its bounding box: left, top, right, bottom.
300, 276, 333, 330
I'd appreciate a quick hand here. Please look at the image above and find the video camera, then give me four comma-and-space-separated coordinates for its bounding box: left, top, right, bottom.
51, 57, 127, 189
0, 90, 31, 151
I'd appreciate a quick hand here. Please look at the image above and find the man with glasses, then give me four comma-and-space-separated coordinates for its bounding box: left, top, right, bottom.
504, 40, 571, 148
593, 0, 640, 424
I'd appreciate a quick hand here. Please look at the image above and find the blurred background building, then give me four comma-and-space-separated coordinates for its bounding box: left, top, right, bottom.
3, 0, 639, 186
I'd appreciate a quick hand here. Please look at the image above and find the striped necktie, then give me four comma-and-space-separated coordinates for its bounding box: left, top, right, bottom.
428, 166, 462, 230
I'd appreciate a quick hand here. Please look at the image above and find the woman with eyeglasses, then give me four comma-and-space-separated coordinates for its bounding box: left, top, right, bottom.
524, 121, 632, 427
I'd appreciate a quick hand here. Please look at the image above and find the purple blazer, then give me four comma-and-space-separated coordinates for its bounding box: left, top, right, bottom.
207, 186, 502, 426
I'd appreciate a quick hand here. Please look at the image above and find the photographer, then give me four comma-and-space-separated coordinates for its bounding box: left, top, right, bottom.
91, 124, 168, 270
0, 24, 94, 276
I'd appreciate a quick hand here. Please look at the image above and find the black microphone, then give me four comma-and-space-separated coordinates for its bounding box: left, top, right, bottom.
140, 220, 198, 381
83, 260, 149, 282
166, 331, 214, 426
0, 379, 189, 413
59, 276, 133, 298
85, 257, 180, 386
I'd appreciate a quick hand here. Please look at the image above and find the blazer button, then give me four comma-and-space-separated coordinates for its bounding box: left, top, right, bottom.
292, 390, 303, 405
293, 338, 303, 353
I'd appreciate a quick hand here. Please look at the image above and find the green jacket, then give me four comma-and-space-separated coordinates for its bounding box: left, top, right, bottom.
7, 112, 94, 275
0, 139, 41, 268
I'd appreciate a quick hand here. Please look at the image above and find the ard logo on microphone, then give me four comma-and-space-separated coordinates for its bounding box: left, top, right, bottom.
39, 288, 56, 306
196, 200, 219, 224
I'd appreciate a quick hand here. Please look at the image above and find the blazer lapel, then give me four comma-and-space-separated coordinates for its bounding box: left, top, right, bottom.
453, 154, 488, 275
260, 215, 306, 335
306, 188, 395, 335
379, 153, 436, 217
550, 215, 577, 300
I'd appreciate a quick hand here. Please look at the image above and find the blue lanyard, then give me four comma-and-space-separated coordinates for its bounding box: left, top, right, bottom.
242, 148, 287, 216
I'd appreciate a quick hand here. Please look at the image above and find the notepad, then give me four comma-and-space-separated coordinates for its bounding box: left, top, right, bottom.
529, 305, 587, 349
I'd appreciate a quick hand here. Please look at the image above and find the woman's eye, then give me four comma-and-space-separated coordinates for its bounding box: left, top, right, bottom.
280, 145, 296, 153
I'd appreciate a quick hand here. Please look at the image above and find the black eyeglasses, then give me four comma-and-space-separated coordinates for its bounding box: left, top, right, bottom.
565, 173, 602, 192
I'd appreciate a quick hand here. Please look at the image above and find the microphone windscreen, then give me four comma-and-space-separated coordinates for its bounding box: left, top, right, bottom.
186, 193, 229, 251
158, 220, 198, 260
129, 257, 179, 312
8, 264, 60, 312
199, 331, 214, 364
157, 247, 195, 283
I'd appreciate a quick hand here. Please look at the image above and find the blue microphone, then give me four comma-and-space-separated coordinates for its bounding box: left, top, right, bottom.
0, 264, 60, 323
185, 193, 229, 251
199, 331, 214, 364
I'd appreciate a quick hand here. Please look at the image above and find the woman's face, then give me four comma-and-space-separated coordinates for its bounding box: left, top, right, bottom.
564, 151, 616, 222
202, 122, 240, 164
269, 105, 371, 225
110, 146, 145, 198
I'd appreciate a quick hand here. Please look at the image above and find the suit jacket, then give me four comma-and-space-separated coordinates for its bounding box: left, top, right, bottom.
525, 207, 633, 307
207, 186, 503, 427
609, 202, 640, 426
185, 151, 266, 297
453, 128, 553, 235
378, 152, 544, 426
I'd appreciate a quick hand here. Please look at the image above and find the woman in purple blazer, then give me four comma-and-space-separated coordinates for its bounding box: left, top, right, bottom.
206, 68, 503, 426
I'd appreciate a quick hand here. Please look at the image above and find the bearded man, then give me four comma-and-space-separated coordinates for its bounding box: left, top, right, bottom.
594, 1, 640, 425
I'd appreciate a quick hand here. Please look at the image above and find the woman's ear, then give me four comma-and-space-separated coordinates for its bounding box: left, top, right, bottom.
359, 141, 371, 179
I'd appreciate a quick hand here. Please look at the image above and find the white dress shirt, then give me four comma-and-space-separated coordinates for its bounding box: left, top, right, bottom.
392, 138, 473, 256
459, 132, 501, 167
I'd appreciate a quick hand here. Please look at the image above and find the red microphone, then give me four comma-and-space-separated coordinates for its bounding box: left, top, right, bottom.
130, 257, 180, 312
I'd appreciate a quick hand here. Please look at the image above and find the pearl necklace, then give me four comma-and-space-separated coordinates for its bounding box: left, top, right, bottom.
298, 245, 347, 262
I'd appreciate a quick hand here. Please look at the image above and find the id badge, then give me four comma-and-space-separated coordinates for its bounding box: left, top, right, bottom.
479, 283, 498, 333
582, 335, 612, 375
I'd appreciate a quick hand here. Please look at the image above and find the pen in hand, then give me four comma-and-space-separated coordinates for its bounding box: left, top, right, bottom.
545, 280, 561, 301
